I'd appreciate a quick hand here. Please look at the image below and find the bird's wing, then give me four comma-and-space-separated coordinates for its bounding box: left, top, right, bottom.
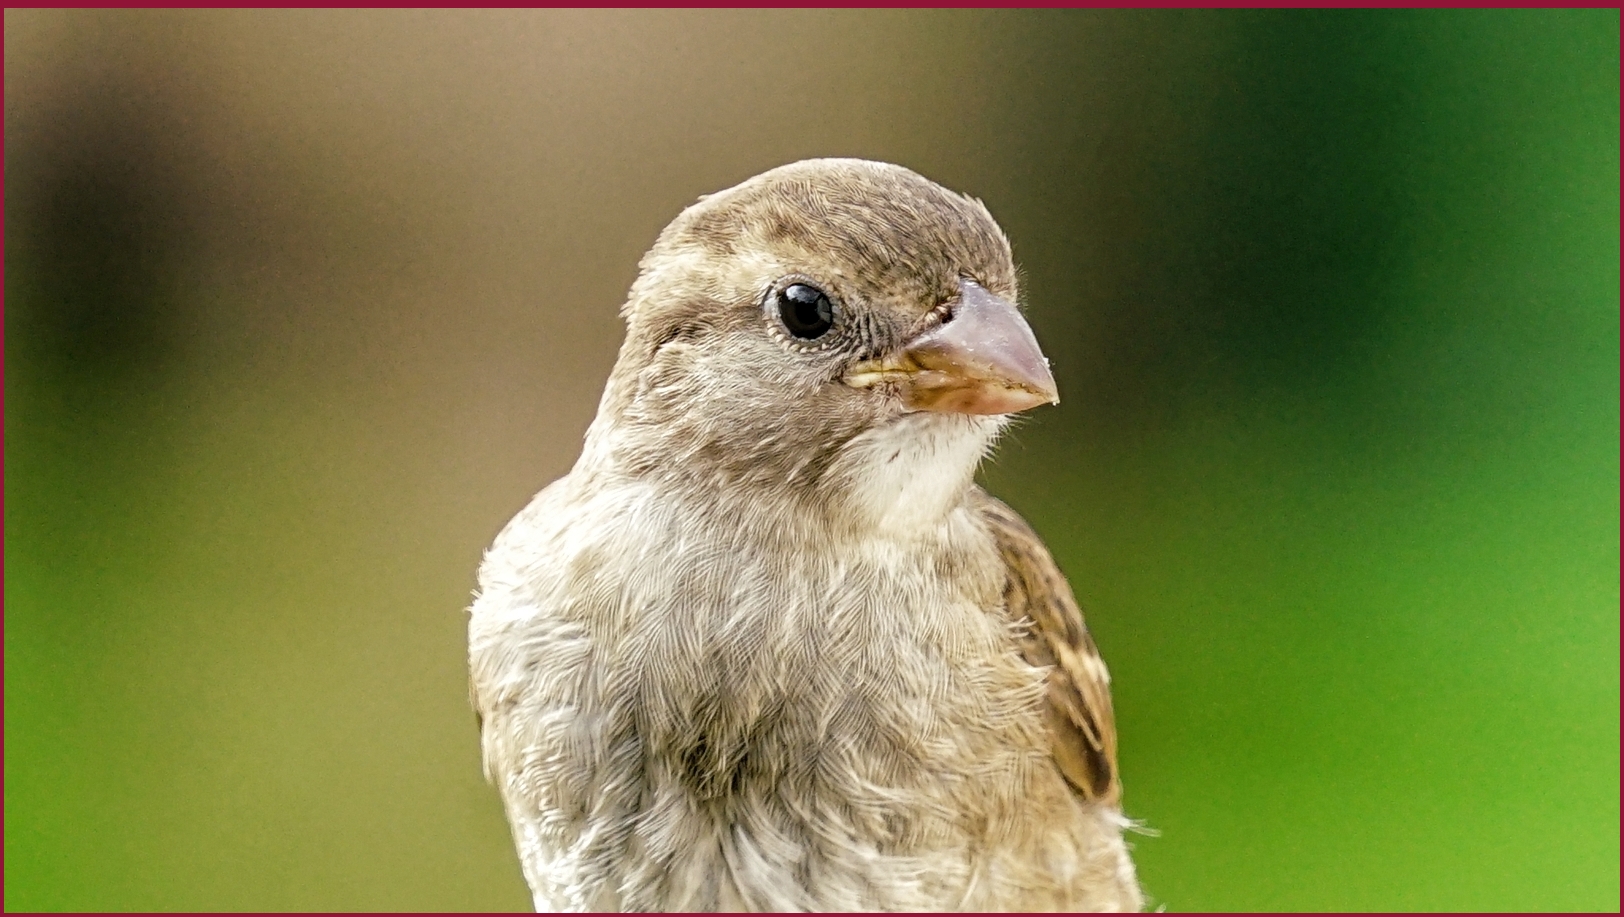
970, 487, 1122, 807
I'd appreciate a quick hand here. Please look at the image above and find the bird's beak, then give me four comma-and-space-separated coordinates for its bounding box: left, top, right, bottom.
843, 279, 1060, 415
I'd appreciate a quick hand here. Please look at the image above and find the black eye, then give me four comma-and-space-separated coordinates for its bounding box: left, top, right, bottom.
776, 283, 835, 340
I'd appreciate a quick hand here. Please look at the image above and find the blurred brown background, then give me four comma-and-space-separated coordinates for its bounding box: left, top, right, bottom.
5, 9, 1618, 911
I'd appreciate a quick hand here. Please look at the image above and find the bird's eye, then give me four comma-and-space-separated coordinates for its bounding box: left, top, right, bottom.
776, 283, 835, 340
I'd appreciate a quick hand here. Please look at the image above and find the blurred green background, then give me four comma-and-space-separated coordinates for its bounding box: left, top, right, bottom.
5, 9, 1617, 912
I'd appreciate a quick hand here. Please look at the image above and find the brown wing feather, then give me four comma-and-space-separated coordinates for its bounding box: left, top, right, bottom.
971, 487, 1122, 807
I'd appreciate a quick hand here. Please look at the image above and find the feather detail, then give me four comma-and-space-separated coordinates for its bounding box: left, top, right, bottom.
970, 487, 1122, 807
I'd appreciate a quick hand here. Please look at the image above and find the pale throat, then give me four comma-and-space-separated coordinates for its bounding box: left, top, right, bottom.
830, 413, 1004, 535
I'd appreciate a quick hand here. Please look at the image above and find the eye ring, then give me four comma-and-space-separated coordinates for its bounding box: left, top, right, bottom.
772, 281, 837, 341
760, 275, 837, 350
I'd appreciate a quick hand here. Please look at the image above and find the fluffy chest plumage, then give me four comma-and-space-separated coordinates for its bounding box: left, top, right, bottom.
471, 480, 1109, 911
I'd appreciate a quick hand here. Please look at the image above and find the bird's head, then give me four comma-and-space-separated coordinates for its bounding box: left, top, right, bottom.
583, 159, 1058, 530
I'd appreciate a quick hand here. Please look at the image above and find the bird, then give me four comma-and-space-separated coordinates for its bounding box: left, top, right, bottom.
468, 158, 1143, 912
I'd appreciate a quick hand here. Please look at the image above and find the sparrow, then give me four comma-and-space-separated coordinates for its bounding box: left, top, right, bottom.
468, 159, 1143, 912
